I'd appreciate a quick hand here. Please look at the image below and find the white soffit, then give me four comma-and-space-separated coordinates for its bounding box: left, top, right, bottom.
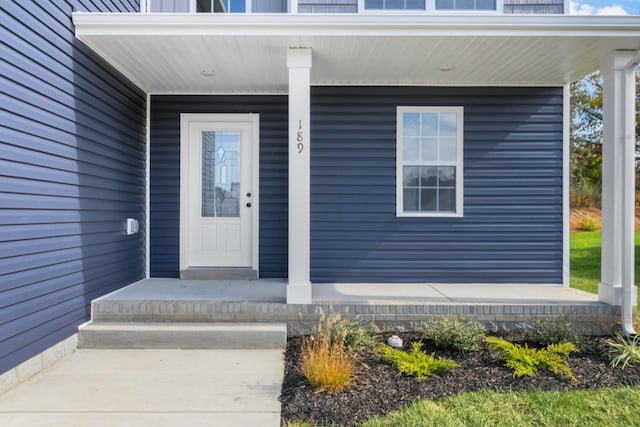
72, 13, 640, 93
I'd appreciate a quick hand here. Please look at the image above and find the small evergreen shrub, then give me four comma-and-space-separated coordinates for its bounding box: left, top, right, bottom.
525, 316, 589, 351
420, 315, 486, 352
378, 341, 458, 380
605, 333, 640, 369
486, 337, 578, 381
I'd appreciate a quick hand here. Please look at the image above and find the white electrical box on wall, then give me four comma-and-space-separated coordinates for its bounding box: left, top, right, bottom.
126, 218, 139, 235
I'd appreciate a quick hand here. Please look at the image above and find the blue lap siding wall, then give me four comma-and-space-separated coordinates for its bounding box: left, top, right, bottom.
149, 88, 563, 285
310, 86, 564, 284
1, 1, 146, 374
149, 95, 289, 278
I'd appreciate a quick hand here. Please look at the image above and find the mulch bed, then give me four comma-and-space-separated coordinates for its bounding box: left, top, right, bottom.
279, 332, 640, 426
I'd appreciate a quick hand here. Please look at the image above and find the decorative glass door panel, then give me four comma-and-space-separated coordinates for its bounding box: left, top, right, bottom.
201, 131, 240, 218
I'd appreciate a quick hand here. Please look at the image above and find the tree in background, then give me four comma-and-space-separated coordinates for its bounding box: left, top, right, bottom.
570, 70, 640, 208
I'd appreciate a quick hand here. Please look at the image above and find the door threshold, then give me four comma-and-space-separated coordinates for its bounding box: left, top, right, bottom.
180, 268, 258, 280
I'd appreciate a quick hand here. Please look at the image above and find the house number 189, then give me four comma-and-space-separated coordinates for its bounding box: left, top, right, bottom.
297, 120, 304, 154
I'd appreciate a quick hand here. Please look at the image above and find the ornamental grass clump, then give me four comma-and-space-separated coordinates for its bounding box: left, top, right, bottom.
378, 341, 459, 380
605, 333, 640, 369
300, 312, 355, 392
486, 336, 578, 381
420, 314, 486, 352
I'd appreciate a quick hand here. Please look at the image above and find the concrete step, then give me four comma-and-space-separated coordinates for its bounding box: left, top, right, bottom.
78, 322, 287, 350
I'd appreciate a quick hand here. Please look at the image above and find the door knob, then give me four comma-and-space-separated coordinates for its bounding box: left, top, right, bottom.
246, 192, 252, 197
246, 202, 252, 208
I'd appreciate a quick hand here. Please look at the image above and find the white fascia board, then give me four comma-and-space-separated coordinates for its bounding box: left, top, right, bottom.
72, 13, 640, 38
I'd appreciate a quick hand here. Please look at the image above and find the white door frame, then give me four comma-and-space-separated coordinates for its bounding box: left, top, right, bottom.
179, 113, 260, 273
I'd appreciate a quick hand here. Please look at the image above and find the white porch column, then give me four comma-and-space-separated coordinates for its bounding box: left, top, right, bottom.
286, 48, 312, 304
598, 50, 638, 333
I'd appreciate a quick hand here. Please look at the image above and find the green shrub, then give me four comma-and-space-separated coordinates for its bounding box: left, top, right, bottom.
486, 337, 578, 381
604, 333, 640, 369
329, 318, 377, 355
525, 316, 589, 351
378, 341, 458, 380
420, 315, 486, 352
577, 217, 599, 231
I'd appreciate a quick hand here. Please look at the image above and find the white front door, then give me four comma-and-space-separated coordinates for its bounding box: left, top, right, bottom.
180, 114, 258, 269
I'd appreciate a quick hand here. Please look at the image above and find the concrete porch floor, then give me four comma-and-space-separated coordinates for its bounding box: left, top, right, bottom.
98, 278, 600, 304
92, 279, 618, 335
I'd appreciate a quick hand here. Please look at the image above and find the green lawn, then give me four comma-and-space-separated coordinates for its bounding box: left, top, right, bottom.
289, 387, 640, 427
570, 231, 640, 293
359, 387, 640, 427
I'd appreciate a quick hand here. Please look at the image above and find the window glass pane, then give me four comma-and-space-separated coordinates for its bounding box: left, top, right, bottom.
403, 189, 419, 212
420, 189, 437, 211
457, 0, 475, 8
435, 0, 454, 9
406, 0, 426, 8
438, 167, 456, 187
403, 113, 420, 137
439, 189, 456, 212
386, 0, 405, 8
197, 0, 213, 12
439, 138, 457, 162
421, 113, 438, 137
439, 113, 457, 138
403, 137, 420, 161
202, 131, 240, 218
403, 166, 420, 186
365, 0, 384, 8
421, 166, 437, 186
421, 138, 437, 162
476, 0, 495, 9
399, 107, 461, 215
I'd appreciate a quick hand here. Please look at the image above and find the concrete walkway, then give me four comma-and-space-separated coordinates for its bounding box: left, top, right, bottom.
0, 348, 284, 427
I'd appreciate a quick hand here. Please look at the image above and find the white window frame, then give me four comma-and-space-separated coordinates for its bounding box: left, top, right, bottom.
358, 0, 503, 13
396, 106, 464, 218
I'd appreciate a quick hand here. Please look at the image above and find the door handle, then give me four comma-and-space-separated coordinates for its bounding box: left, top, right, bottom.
246, 202, 252, 208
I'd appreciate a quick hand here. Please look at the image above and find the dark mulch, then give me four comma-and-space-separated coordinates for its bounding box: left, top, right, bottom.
279, 332, 640, 426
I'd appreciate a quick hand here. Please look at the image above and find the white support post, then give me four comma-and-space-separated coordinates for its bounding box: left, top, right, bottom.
562, 84, 570, 287
598, 50, 638, 334
286, 48, 312, 304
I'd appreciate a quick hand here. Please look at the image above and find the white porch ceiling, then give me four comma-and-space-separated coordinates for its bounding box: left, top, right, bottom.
72, 13, 640, 93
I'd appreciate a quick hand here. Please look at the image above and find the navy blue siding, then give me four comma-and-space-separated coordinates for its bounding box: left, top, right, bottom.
150, 96, 288, 278
310, 86, 564, 284
1, 0, 146, 374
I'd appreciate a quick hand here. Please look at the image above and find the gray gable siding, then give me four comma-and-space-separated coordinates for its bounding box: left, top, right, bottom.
310, 86, 563, 284
252, 0, 289, 13
150, 95, 288, 278
1, 0, 146, 374
298, 0, 358, 13
504, 0, 564, 14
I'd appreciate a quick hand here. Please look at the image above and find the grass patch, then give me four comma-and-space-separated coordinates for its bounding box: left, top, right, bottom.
361, 387, 640, 427
570, 231, 640, 294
